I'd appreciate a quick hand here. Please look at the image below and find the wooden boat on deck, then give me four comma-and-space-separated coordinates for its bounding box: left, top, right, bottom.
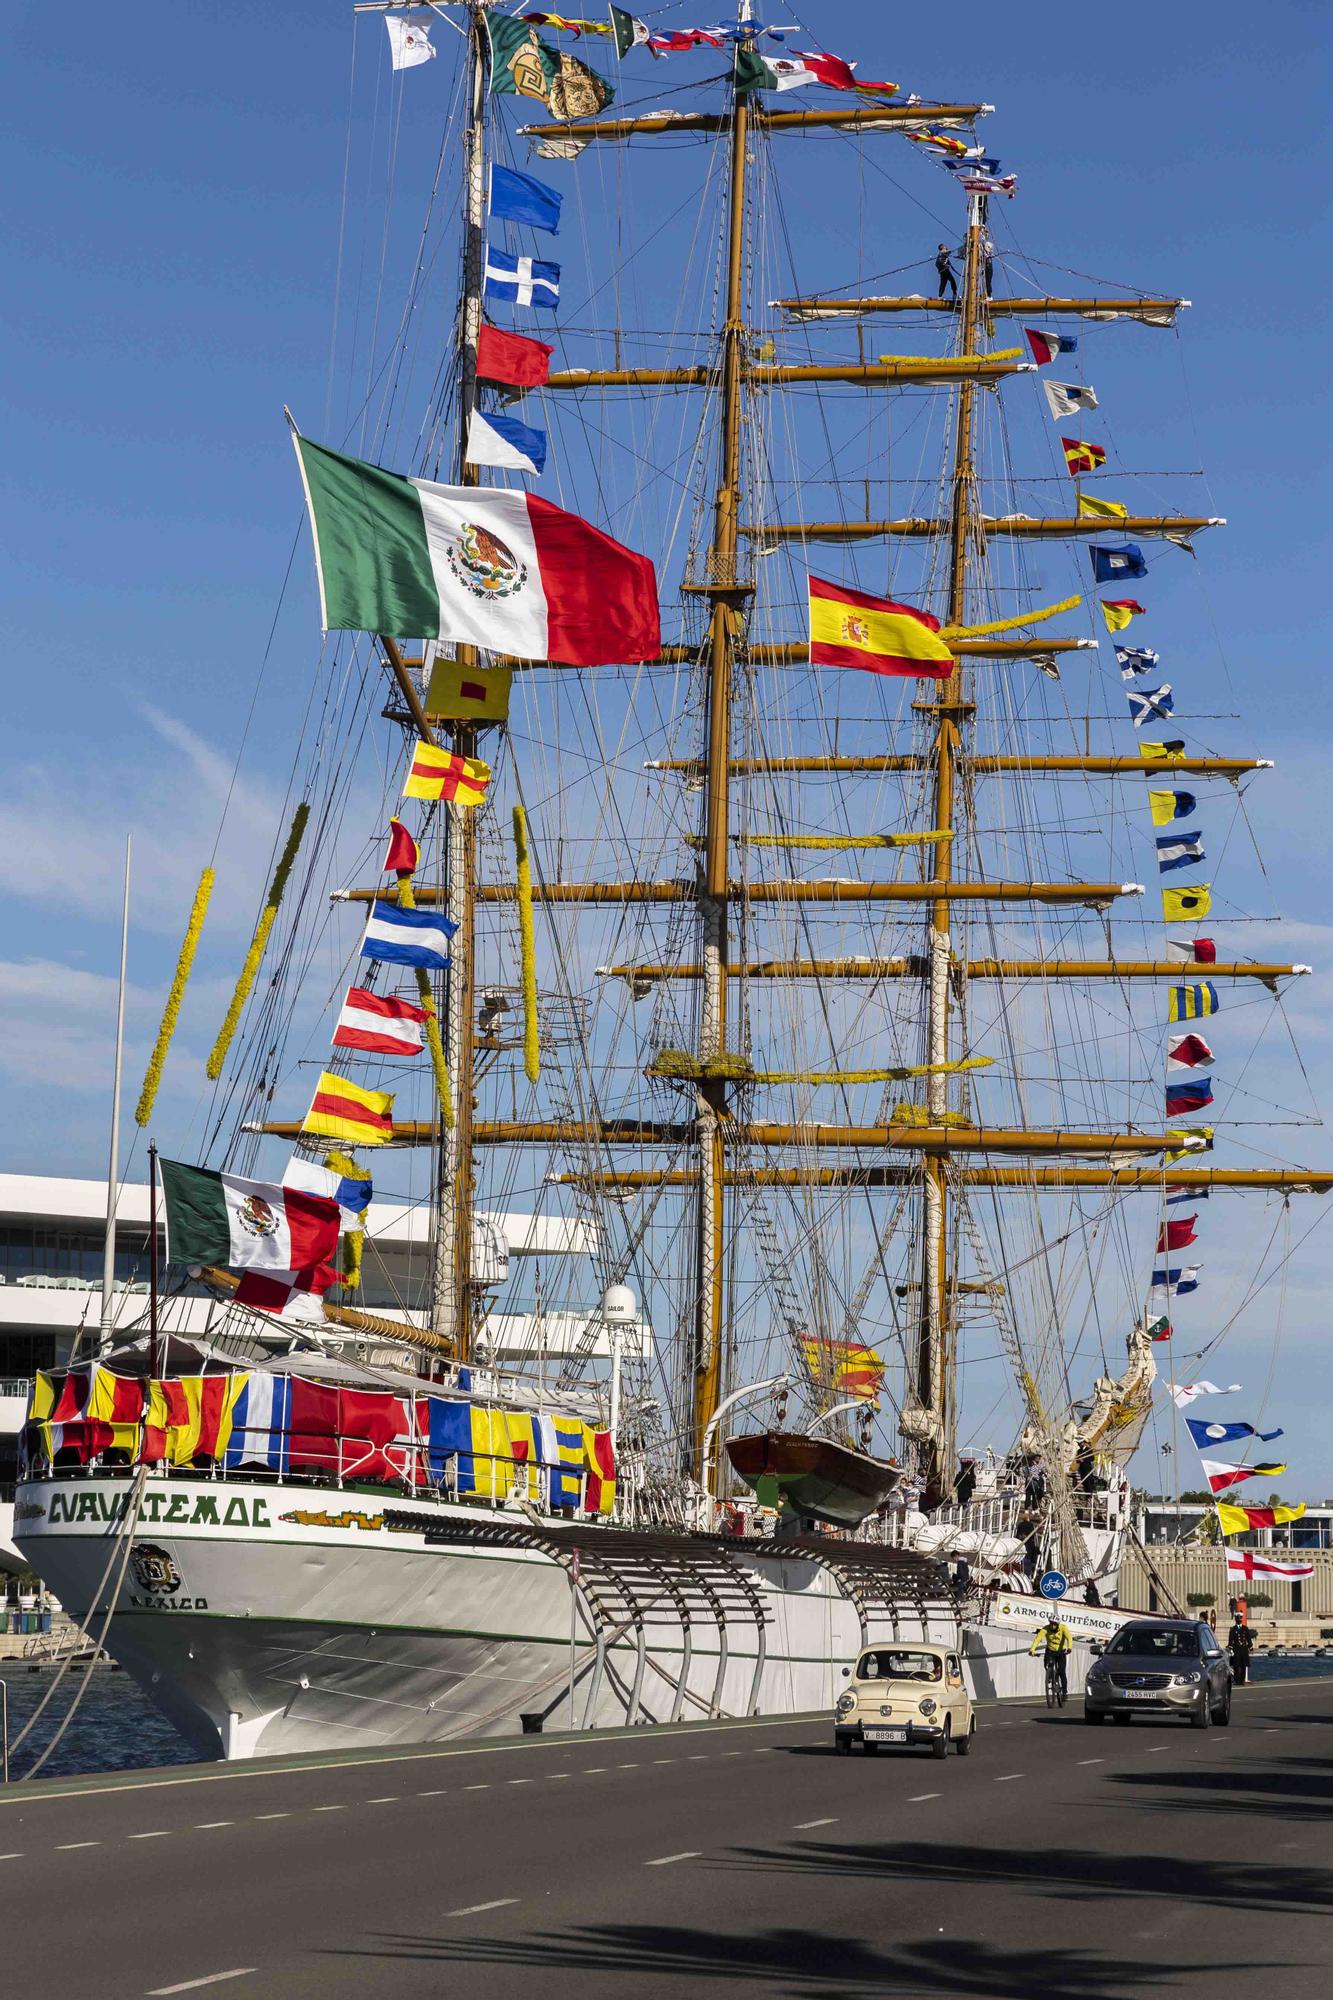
725, 1431, 903, 1529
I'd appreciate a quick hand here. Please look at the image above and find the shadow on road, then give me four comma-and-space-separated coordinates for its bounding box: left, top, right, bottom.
1105, 1755, 1333, 1822
340, 1925, 1269, 1997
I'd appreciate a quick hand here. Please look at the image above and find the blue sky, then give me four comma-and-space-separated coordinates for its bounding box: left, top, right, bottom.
2, 2, 1330, 1495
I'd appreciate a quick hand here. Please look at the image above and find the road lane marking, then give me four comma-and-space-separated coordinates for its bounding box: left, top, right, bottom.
254, 1813, 290, 1821
908, 1794, 940, 1803
507, 1778, 533, 1786
418, 1790, 448, 1797
546, 1773, 572, 1780
688, 1754, 709, 1761
56, 1841, 100, 1850
146, 1974, 256, 1996
312, 1805, 345, 1813
994, 1774, 1023, 1782
1077, 1759, 1105, 1766
129, 1830, 171, 1840
465, 1784, 490, 1791
645, 1851, 700, 1866
368, 1796, 399, 1804
1147, 1746, 1171, 1754
195, 1822, 233, 1830
582, 1767, 607, 1774
449, 1899, 518, 1918
653, 1757, 676, 1764
618, 1762, 639, 1769
0, 1853, 23, 1861
794, 1818, 837, 1829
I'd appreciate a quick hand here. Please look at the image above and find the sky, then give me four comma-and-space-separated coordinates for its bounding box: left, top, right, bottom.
2, 1, 1331, 1495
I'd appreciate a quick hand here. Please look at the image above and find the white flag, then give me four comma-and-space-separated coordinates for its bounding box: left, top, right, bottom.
1168, 1381, 1242, 1409
1041, 379, 1098, 420
385, 13, 437, 71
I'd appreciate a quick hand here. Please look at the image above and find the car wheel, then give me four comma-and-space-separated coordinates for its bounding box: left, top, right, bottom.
1213, 1687, 1232, 1728
1084, 1710, 1106, 1725
862, 1740, 879, 1755
1191, 1696, 1213, 1730
835, 1736, 851, 1755
1113, 1711, 1132, 1726
932, 1721, 951, 1762
956, 1720, 973, 1756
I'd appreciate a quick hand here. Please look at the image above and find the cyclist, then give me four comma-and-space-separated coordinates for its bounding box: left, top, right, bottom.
1030, 1615, 1074, 1704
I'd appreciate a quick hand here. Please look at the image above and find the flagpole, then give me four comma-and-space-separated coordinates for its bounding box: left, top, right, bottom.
98, 835, 132, 1357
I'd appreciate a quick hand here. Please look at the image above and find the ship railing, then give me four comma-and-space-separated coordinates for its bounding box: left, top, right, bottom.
927, 1495, 1023, 1538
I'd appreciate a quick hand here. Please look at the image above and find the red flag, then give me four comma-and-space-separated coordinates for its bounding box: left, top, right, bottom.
1167, 1032, 1214, 1072
1192, 938, 1217, 964
1157, 1217, 1198, 1252
476, 323, 552, 390
384, 818, 419, 875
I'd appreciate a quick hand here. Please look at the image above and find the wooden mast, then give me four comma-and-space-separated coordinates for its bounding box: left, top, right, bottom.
433, 0, 489, 1358
690, 44, 751, 1490
911, 196, 986, 1501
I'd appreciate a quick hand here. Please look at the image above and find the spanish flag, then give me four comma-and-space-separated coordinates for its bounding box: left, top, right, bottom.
808, 575, 953, 679
1061, 437, 1106, 475
1217, 1500, 1305, 1537
425, 656, 513, 724
404, 740, 492, 806
303, 1071, 396, 1147
801, 1335, 885, 1402
1100, 598, 1146, 633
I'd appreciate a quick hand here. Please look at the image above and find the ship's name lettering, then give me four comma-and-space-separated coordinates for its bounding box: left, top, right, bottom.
128, 1595, 209, 1612
49, 1491, 271, 1530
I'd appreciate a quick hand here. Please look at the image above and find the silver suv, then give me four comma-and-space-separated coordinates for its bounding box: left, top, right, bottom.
1084, 1617, 1232, 1728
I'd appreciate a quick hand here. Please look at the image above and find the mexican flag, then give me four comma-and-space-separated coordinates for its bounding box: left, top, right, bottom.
292, 433, 659, 667
160, 1160, 341, 1274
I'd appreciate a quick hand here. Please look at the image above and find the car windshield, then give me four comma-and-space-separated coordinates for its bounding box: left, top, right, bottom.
858, 1650, 941, 1683
1107, 1626, 1200, 1659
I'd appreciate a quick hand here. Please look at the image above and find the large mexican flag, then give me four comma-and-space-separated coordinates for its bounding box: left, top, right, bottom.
160, 1161, 341, 1273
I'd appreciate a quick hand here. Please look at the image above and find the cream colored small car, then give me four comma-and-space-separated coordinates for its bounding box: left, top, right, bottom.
834, 1642, 975, 1759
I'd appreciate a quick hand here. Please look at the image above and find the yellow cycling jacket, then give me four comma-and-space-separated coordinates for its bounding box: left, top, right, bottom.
1030, 1623, 1074, 1655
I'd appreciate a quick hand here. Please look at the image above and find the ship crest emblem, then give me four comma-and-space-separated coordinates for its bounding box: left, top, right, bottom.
446, 521, 529, 601
236, 1193, 280, 1240
130, 1543, 182, 1596
842, 615, 870, 646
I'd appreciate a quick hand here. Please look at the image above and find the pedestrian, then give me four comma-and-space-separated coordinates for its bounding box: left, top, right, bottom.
1084, 1578, 1102, 1608
1227, 1614, 1254, 1685
981, 230, 995, 296
935, 242, 957, 301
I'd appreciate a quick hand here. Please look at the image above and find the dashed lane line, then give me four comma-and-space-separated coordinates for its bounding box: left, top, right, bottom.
794, 1818, 837, 1829
507, 1778, 534, 1786
1077, 1759, 1105, 1766
367, 1796, 400, 1804
449, 1899, 519, 1918
645, 1851, 700, 1867
418, 1789, 448, 1797
195, 1822, 233, 1830
312, 1805, 345, 1813
254, 1814, 291, 1822
907, 1794, 941, 1803
546, 1773, 572, 1780
994, 1774, 1024, 1782
56, 1841, 101, 1850
582, 1767, 607, 1774
0, 1853, 23, 1861
147, 1975, 256, 1997
129, 1830, 172, 1840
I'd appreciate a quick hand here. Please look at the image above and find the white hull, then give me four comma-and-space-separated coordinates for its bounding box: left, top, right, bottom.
17, 1475, 996, 1759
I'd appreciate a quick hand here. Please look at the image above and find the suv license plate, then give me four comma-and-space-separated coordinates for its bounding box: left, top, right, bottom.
864, 1728, 908, 1742
1121, 1689, 1160, 1700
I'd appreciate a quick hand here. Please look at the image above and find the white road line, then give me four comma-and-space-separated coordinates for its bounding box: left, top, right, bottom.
418, 1789, 448, 1797
907, 1793, 941, 1803
1077, 1758, 1105, 1766
652, 1757, 676, 1765
195, 1822, 233, 1830
367, 1796, 399, 1804
312, 1805, 345, 1813
546, 1773, 572, 1780
645, 1851, 700, 1867
1147, 1746, 1171, 1755
465, 1784, 490, 1791
720, 1750, 744, 1758
688, 1754, 708, 1761
794, 1817, 837, 1829
56, 1841, 101, 1850
507, 1778, 533, 1786
448, 1899, 518, 1918
0, 1854, 22, 1862
994, 1774, 1024, 1782
254, 1813, 290, 1822
129, 1830, 171, 1840
582, 1767, 607, 1774
618, 1762, 639, 1769
146, 1973, 256, 1996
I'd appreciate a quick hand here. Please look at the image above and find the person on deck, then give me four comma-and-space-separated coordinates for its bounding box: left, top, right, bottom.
935, 243, 958, 300
981, 230, 995, 295
1227, 1615, 1255, 1685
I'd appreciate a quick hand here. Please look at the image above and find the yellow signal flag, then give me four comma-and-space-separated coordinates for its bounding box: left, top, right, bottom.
1078, 492, 1128, 522
1149, 790, 1190, 825
1217, 1500, 1305, 1537
1166, 1125, 1214, 1162
303, 1072, 396, 1147
1100, 597, 1146, 633
1141, 740, 1189, 765
1162, 884, 1212, 922
425, 656, 513, 724
404, 740, 492, 806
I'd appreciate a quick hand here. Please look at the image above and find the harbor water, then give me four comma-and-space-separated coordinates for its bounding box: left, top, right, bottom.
0, 1655, 1328, 1784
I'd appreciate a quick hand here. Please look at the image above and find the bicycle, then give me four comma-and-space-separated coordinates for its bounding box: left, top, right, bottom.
1044, 1653, 1068, 1709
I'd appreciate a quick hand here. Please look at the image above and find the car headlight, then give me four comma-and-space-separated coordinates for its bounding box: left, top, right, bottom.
919, 1697, 937, 1716
1088, 1666, 1110, 1682
1172, 1671, 1204, 1686
835, 1693, 856, 1715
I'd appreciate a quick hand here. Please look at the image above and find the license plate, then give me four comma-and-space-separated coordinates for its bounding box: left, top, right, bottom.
1121, 1689, 1161, 1700
864, 1728, 908, 1742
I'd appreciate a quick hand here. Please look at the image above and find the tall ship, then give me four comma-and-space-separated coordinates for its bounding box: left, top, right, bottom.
14, 4, 1329, 1761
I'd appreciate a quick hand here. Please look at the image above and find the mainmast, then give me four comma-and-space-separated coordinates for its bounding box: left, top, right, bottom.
431, 1, 490, 1357
908, 197, 986, 1501
690, 48, 750, 1487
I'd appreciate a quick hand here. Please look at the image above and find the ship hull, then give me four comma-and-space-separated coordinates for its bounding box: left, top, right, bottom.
17, 1475, 972, 1760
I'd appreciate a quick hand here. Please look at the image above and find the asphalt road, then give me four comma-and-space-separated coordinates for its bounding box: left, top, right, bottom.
1, 1679, 1329, 1999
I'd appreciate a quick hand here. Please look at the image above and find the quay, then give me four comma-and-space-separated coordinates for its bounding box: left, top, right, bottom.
1, 1680, 1329, 1998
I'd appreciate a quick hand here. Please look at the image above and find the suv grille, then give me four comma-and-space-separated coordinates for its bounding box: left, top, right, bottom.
1109, 1672, 1171, 1690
